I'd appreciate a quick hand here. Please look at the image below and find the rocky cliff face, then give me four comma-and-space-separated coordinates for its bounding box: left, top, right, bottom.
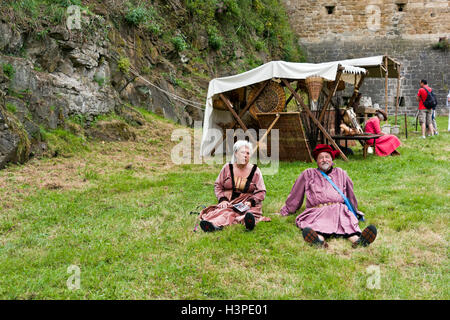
0, 9, 198, 168
0, 0, 303, 169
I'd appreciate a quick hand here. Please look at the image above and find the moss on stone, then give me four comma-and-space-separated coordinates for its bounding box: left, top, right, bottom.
0, 103, 31, 164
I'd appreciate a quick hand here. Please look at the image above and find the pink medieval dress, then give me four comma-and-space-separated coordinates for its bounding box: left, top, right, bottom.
364, 116, 401, 156
199, 163, 271, 227
280, 167, 363, 237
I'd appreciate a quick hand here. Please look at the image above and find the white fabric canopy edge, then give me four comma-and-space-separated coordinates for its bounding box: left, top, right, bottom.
207, 60, 366, 99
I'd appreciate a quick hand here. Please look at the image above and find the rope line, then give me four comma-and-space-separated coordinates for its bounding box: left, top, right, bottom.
110, 55, 206, 111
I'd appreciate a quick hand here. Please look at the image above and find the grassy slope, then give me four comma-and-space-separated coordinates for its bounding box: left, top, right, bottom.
0, 116, 448, 299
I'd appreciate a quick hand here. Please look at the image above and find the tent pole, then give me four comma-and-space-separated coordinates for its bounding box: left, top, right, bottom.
225, 80, 269, 131
319, 66, 344, 123
404, 113, 408, 139
395, 66, 401, 125
285, 82, 302, 108
282, 79, 348, 161
210, 131, 227, 157
210, 81, 270, 155
347, 73, 366, 109
384, 55, 389, 124
219, 93, 257, 146
252, 113, 280, 154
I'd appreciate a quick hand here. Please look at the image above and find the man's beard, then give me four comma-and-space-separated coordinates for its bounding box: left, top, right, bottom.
319, 162, 331, 171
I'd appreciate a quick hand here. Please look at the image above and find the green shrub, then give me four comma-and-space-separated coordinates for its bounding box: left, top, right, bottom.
253, 39, 266, 52
207, 27, 223, 50
6, 103, 17, 114
171, 35, 187, 52
11, 0, 40, 19
185, 0, 304, 61
124, 6, 148, 26
67, 114, 88, 127
244, 55, 263, 69
432, 38, 449, 51
146, 22, 162, 37
46, 4, 66, 24
2, 63, 15, 80
117, 57, 131, 74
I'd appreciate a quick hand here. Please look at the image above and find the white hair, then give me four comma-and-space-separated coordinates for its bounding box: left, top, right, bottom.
231, 140, 253, 164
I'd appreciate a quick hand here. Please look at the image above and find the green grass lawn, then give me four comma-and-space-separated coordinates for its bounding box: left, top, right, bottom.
0, 116, 448, 299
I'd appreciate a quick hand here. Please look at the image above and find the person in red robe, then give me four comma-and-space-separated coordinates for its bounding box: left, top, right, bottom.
364, 109, 401, 156
199, 140, 270, 232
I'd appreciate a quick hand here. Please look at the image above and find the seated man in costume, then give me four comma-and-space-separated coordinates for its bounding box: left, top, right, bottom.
276, 144, 377, 248
364, 109, 401, 156
199, 140, 270, 232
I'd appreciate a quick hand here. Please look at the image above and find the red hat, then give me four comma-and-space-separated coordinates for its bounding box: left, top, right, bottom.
312, 144, 339, 160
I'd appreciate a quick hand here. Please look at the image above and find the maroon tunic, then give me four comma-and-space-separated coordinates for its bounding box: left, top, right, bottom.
364, 116, 401, 156
280, 167, 363, 236
199, 163, 270, 227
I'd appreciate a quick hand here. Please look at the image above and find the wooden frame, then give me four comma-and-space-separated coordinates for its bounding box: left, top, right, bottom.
211, 81, 269, 155
281, 79, 348, 161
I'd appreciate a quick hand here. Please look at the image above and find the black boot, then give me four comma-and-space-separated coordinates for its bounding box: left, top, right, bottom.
352, 225, 377, 248
244, 212, 256, 230
200, 220, 221, 232
302, 227, 328, 248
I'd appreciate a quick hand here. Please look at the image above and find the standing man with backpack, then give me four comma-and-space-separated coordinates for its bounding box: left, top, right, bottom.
416, 79, 437, 138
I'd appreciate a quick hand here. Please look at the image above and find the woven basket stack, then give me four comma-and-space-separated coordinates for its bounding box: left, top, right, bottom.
305, 76, 324, 103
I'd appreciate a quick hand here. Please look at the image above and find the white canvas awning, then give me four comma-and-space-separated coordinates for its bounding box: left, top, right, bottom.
330, 55, 401, 78
201, 60, 367, 156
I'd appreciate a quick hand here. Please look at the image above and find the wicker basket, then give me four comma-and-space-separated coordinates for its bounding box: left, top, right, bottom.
212, 87, 246, 110
248, 81, 286, 119
327, 80, 346, 91
256, 112, 313, 162
212, 97, 227, 110
305, 76, 323, 102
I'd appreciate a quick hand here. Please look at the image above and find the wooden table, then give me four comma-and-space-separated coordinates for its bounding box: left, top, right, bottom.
331, 134, 382, 159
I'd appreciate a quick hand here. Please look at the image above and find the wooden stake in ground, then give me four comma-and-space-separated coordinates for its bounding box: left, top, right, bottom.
384, 55, 389, 124
395, 66, 401, 125
252, 113, 280, 154
404, 113, 408, 139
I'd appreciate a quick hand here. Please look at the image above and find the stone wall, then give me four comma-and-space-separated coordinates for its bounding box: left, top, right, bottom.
284, 0, 450, 116
304, 39, 449, 116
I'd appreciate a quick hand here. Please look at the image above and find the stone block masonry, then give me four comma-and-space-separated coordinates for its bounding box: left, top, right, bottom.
284, 0, 450, 116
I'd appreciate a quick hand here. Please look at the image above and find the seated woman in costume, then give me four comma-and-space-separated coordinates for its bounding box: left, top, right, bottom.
199, 140, 270, 232
364, 109, 401, 156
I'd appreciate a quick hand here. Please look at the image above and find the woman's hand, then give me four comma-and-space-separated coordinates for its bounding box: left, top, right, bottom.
244, 201, 251, 207
217, 201, 230, 209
